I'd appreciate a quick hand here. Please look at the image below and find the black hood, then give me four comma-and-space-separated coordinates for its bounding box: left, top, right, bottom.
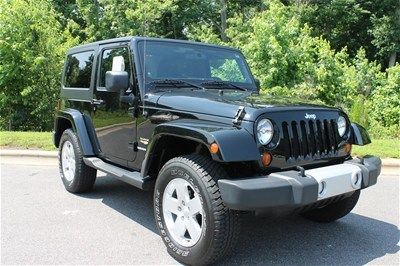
154, 90, 340, 122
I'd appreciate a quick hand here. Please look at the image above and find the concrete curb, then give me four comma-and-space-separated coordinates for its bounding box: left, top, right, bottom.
0, 149, 58, 158
0, 149, 399, 168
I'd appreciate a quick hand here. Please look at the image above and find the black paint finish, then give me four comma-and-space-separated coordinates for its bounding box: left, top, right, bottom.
54, 36, 368, 177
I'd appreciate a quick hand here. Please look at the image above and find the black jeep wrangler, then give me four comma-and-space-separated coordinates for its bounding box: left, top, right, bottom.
54, 37, 381, 265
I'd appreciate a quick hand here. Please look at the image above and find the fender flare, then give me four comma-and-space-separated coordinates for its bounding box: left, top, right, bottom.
350, 122, 371, 146
54, 109, 95, 156
141, 119, 260, 175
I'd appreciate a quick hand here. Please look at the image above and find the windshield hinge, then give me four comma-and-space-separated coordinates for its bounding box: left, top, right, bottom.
232, 106, 246, 127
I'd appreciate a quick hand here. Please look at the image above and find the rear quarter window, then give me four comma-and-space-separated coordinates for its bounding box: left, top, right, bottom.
64, 51, 94, 88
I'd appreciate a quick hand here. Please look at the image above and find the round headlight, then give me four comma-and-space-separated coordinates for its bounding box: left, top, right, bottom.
257, 119, 274, 145
337, 116, 347, 137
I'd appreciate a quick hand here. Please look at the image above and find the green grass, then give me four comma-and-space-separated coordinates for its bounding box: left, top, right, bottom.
0, 131, 399, 158
352, 138, 399, 159
0, 131, 56, 151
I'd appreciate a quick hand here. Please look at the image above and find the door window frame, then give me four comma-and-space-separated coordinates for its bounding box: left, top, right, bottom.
96, 44, 137, 94
61, 47, 98, 101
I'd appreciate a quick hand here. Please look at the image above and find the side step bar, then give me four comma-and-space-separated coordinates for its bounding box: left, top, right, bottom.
83, 157, 152, 190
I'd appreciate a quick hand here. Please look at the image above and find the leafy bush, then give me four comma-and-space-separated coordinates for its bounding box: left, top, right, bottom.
0, 0, 397, 140
0, 0, 76, 131
192, 0, 398, 138
368, 64, 400, 137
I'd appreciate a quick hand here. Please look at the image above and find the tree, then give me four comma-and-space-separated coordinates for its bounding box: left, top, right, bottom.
193, 0, 395, 136
186, 0, 263, 42
296, 0, 399, 68
368, 64, 400, 137
0, 0, 76, 130
370, 3, 400, 67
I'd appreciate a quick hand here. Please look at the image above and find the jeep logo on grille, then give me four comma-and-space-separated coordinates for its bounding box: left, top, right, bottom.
305, 113, 317, 120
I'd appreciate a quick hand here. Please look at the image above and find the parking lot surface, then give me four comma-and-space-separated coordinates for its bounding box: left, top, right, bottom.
1, 163, 399, 265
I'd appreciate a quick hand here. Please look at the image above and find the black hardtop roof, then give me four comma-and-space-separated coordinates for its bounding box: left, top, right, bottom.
67, 36, 240, 54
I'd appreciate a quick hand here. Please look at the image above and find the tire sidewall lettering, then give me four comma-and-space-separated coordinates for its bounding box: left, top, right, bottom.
155, 164, 210, 259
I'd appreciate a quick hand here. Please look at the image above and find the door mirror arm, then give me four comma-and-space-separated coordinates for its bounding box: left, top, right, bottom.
121, 93, 139, 117
120, 93, 136, 105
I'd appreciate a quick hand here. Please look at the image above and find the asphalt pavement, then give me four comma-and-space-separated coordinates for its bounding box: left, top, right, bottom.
1, 162, 399, 265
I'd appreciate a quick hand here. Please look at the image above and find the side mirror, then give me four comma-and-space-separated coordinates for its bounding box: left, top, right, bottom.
254, 78, 261, 92
105, 71, 129, 92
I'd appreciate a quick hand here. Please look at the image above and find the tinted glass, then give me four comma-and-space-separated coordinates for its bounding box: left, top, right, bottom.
138, 41, 253, 84
99, 47, 131, 87
64, 51, 94, 88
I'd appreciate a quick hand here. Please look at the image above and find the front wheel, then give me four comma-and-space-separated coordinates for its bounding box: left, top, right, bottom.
301, 190, 361, 223
154, 155, 240, 265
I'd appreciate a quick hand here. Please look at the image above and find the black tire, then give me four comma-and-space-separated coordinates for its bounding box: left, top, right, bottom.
58, 129, 96, 193
301, 190, 361, 223
154, 155, 240, 265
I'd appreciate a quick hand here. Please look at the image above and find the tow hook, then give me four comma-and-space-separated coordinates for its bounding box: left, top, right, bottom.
296, 166, 306, 177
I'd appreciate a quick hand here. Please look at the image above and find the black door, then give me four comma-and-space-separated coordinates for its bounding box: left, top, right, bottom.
92, 44, 137, 166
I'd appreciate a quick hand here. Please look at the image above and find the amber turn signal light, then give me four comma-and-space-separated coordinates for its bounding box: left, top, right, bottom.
261, 152, 272, 167
209, 143, 219, 154
344, 143, 352, 154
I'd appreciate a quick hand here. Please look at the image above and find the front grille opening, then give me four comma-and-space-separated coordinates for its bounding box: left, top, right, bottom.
308, 120, 317, 155
282, 122, 292, 158
291, 121, 300, 158
300, 121, 309, 156
282, 119, 339, 161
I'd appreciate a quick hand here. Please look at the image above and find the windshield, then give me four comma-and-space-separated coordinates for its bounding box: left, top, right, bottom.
138, 41, 255, 90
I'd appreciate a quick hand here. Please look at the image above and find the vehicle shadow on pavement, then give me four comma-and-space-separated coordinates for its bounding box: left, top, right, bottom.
222, 214, 399, 265
80, 174, 159, 233
81, 174, 400, 265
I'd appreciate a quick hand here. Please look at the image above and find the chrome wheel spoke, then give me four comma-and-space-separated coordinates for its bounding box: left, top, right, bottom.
186, 217, 201, 241
164, 196, 180, 215
175, 183, 189, 203
172, 216, 187, 238
188, 196, 202, 216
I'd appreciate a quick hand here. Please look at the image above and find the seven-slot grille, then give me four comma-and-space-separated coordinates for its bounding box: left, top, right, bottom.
281, 119, 339, 160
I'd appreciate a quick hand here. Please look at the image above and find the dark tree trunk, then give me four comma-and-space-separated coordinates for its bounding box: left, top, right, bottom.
388, 52, 397, 67
389, 2, 400, 67
220, 0, 228, 42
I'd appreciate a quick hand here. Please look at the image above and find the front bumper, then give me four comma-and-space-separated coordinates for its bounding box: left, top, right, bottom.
218, 156, 381, 211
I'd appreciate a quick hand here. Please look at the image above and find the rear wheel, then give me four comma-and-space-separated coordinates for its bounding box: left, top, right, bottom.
301, 190, 360, 223
154, 155, 240, 265
59, 129, 96, 193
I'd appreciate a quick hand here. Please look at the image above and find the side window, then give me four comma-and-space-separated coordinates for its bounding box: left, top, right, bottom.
99, 47, 132, 88
64, 51, 94, 88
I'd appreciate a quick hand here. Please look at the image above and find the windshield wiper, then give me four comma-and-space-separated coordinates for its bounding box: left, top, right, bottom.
149, 79, 205, 91
200, 80, 247, 91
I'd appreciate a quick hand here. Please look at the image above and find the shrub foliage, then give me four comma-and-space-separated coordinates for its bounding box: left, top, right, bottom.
0, 0, 398, 137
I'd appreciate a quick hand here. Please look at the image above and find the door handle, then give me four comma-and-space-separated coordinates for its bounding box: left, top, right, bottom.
92, 99, 105, 106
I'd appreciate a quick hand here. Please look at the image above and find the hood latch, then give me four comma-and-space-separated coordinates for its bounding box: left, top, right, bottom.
232, 106, 246, 127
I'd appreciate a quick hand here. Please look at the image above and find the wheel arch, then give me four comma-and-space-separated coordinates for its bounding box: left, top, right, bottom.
141, 120, 260, 178
53, 109, 95, 156
142, 134, 211, 179
54, 117, 73, 148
